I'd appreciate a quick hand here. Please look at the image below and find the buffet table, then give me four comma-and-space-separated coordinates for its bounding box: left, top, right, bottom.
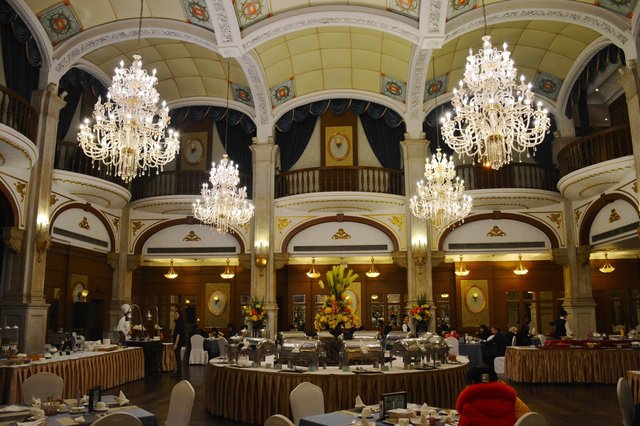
161, 343, 175, 372
627, 370, 640, 404
505, 346, 640, 384
205, 360, 469, 424
0, 347, 144, 404
124, 340, 162, 373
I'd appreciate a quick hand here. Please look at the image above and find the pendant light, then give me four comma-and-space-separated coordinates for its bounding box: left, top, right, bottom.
599, 252, 615, 273
454, 255, 470, 276
306, 257, 321, 279
164, 259, 178, 279
513, 254, 528, 275
220, 258, 235, 279
365, 257, 380, 278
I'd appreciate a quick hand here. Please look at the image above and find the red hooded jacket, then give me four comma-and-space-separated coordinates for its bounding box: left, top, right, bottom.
456, 381, 517, 426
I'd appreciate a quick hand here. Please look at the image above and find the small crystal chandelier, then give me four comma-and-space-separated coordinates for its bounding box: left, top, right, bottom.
306, 257, 321, 279
220, 258, 235, 279
599, 252, 615, 274
440, 0, 550, 170
454, 255, 470, 276
78, 0, 179, 182
164, 259, 178, 279
192, 60, 254, 234
513, 254, 528, 275
365, 257, 380, 278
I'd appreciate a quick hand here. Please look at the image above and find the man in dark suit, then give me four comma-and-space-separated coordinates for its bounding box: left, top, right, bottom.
554, 310, 572, 338
172, 309, 186, 378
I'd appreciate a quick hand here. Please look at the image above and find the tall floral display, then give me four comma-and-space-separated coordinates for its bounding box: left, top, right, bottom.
242, 298, 267, 336
410, 294, 432, 334
314, 265, 359, 335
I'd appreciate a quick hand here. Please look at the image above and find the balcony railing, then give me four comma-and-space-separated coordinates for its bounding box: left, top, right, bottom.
0, 85, 38, 142
130, 170, 252, 201
557, 125, 632, 177
456, 163, 559, 192
275, 166, 405, 198
54, 141, 129, 188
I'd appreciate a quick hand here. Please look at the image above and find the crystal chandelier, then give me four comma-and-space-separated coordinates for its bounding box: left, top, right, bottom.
440, 0, 550, 170
192, 60, 254, 234
513, 254, 528, 275
454, 255, 470, 276
78, 0, 179, 182
164, 259, 178, 279
306, 257, 321, 279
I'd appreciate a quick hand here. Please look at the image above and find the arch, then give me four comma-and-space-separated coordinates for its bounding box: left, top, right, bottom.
437, 212, 560, 250
132, 217, 246, 254
280, 215, 400, 253
0, 182, 18, 227
49, 202, 116, 250
579, 193, 639, 246
167, 97, 256, 122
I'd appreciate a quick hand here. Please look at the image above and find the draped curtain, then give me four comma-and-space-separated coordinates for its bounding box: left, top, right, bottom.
57, 68, 107, 141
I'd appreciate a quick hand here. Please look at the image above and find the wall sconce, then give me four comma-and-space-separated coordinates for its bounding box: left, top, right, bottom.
306, 257, 321, 279
454, 255, 470, 276
412, 240, 426, 274
472, 291, 479, 301
77, 289, 89, 302
36, 217, 51, 263
213, 295, 220, 303
513, 254, 529, 275
220, 258, 235, 279
365, 257, 380, 278
599, 252, 615, 273
164, 259, 178, 279
255, 242, 268, 276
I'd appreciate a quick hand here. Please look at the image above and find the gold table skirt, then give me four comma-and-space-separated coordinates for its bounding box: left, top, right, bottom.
627, 370, 640, 404
0, 347, 144, 404
505, 347, 640, 384
161, 343, 176, 372
205, 363, 469, 425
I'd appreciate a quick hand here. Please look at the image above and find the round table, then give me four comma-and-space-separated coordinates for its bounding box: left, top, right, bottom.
204, 361, 469, 424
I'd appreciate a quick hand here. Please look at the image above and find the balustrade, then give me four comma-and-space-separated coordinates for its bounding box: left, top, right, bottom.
0, 85, 38, 142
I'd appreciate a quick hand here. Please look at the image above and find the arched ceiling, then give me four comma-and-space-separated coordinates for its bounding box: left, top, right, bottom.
17, 0, 640, 133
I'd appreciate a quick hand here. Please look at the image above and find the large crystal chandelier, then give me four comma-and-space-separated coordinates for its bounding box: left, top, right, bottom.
78, 1, 179, 182
192, 60, 254, 234
440, 0, 550, 170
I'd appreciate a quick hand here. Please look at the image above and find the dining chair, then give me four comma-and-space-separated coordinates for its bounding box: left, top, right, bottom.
218, 337, 228, 358
188, 335, 208, 365
494, 356, 506, 379
165, 379, 195, 426
290, 382, 324, 426
92, 412, 143, 425
21, 372, 64, 404
514, 412, 548, 426
617, 377, 637, 426
445, 337, 459, 355
265, 414, 295, 426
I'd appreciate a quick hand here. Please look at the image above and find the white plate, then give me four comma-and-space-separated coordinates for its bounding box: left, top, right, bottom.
93, 407, 109, 412
69, 407, 86, 414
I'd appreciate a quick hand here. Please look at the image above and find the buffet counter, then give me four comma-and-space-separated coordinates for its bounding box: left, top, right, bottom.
0, 347, 144, 404
627, 370, 640, 404
204, 360, 469, 424
505, 346, 640, 384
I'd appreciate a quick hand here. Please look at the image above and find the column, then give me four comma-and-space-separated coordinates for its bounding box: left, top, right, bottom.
618, 60, 640, 206
552, 199, 596, 337
250, 138, 278, 337
0, 87, 65, 353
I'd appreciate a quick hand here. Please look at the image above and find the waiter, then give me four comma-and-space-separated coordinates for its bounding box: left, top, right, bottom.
172, 309, 186, 378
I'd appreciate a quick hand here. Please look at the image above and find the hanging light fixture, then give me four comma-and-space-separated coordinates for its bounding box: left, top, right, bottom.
599, 252, 615, 274
192, 60, 254, 234
306, 257, 321, 279
513, 254, 528, 275
365, 257, 380, 278
220, 258, 235, 279
78, 0, 179, 182
454, 255, 470, 276
164, 259, 178, 279
440, 0, 550, 170
410, 61, 472, 228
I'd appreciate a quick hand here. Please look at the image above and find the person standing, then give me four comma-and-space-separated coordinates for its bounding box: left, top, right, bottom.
116, 304, 132, 342
554, 310, 572, 338
401, 315, 411, 332
172, 309, 186, 378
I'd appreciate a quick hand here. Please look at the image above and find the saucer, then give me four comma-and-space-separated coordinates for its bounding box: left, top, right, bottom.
70, 407, 86, 414
94, 406, 109, 412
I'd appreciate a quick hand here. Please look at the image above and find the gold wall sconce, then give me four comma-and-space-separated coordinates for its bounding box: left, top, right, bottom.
412, 240, 426, 274
255, 242, 268, 276
36, 217, 51, 263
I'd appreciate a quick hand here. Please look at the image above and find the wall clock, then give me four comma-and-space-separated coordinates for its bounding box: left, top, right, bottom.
465, 285, 486, 314
184, 138, 205, 165
328, 132, 351, 162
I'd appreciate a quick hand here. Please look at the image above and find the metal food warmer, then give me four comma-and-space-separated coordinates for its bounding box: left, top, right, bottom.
239, 337, 277, 367
384, 331, 411, 350
277, 331, 307, 345
340, 332, 385, 368
390, 334, 450, 367
278, 338, 324, 370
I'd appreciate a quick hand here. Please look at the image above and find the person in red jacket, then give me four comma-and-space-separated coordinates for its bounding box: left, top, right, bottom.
456, 368, 517, 426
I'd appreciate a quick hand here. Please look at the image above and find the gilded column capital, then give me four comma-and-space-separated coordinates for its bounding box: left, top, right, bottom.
106, 251, 118, 269
551, 248, 568, 266
392, 250, 407, 268
431, 251, 446, 268
577, 245, 591, 266
127, 254, 144, 272
274, 252, 289, 270
2, 227, 24, 254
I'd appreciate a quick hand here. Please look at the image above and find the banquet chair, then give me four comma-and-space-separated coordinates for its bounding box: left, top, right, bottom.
218, 337, 228, 358
166, 380, 195, 426
538, 334, 546, 346
21, 372, 64, 404
511, 335, 517, 346
617, 377, 637, 426
92, 412, 142, 425
445, 336, 459, 355
188, 335, 208, 365
290, 382, 324, 426
514, 412, 548, 426
494, 356, 506, 379
265, 414, 295, 426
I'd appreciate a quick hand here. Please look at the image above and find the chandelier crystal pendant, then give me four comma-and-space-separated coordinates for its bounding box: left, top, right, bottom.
78, 1, 179, 182
192, 60, 254, 234
439, 0, 550, 170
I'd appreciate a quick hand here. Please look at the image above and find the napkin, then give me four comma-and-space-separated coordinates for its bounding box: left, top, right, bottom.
0, 405, 29, 412
31, 397, 41, 407
420, 403, 429, 413
116, 390, 129, 406
355, 395, 365, 408
74, 416, 86, 424
17, 420, 45, 426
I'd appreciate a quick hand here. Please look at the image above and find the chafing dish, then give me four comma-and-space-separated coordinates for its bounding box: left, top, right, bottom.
340, 338, 384, 368
278, 338, 323, 370
352, 330, 382, 340
227, 335, 245, 365
277, 331, 307, 345
240, 337, 277, 367
384, 331, 412, 350
71, 334, 85, 352
391, 335, 450, 367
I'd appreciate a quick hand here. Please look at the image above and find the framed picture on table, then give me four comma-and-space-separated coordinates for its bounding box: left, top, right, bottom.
381, 391, 407, 419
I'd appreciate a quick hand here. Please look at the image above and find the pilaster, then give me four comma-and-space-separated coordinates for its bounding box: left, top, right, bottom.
618, 61, 640, 206
108, 206, 137, 332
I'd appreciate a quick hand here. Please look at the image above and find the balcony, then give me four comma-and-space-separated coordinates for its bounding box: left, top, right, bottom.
54, 141, 128, 188
557, 125, 632, 178
456, 163, 559, 192
0, 85, 37, 142
275, 166, 405, 198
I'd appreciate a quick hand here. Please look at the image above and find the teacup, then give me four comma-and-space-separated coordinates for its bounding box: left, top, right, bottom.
95, 401, 107, 410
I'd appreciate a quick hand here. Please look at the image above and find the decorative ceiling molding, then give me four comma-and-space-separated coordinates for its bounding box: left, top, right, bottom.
405, 47, 431, 137
237, 53, 272, 129
166, 96, 255, 120
418, 0, 446, 48
207, 0, 243, 51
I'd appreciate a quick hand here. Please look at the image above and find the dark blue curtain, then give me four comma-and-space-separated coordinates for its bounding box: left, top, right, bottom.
57, 68, 107, 141
275, 106, 319, 171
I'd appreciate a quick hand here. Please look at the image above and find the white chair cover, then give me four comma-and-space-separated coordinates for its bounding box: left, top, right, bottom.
538, 334, 546, 346
617, 377, 636, 426
494, 356, 506, 379
166, 380, 195, 426
511, 335, 517, 346
265, 414, 295, 426
189, 335, 208, 365
93, 412, 143, 425
514, 412, 548, 426
21, 372, 64, 404
290, 382, 324, 426
218, 337, 228, 357
444, 337, 459, 355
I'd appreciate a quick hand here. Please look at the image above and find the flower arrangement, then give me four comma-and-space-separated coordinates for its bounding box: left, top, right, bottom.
314, 265, 359, 333
410, 294, 431, 323
242, 298, 267, 324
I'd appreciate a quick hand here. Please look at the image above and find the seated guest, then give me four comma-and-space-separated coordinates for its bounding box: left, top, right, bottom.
445, 328, 460, 339
516, 322, 531, 346
505, 326, 518, 346
482, 326, 506, 367
478, 324, 491, 340
439, 321, 451, 335
210, 327, 224, 338
456, 367, 517, 426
